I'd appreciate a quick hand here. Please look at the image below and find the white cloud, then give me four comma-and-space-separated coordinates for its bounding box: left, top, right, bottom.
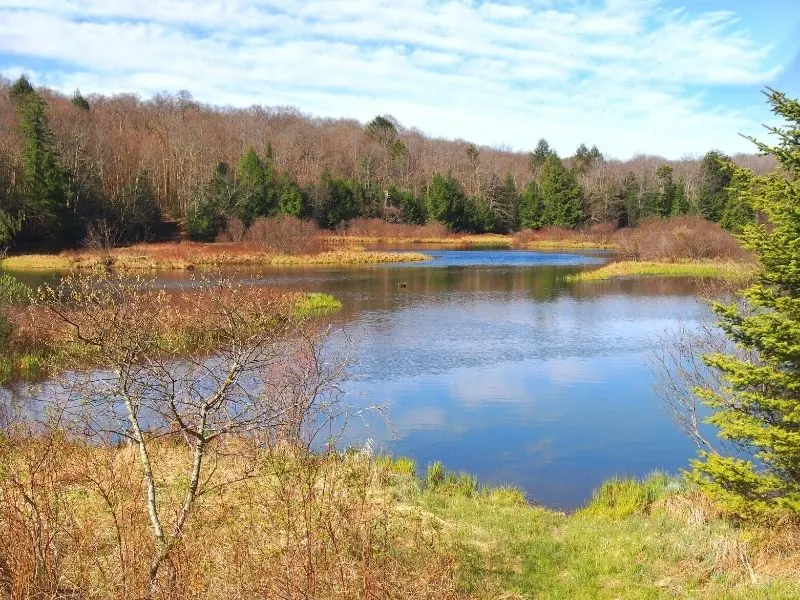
0, 0, 785, 158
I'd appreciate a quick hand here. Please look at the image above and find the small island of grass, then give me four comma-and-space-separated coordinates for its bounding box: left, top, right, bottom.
565, 260, 757, 282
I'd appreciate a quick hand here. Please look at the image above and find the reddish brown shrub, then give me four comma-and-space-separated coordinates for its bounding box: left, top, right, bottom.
614, 216, 748, 261
339, 218, 450, 240
243, 216, 324, 255
216, 217, 246, 243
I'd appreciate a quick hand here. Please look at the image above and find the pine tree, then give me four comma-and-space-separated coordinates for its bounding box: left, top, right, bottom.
539, 154, 584, 228
276, 173, 305, 218
426, 173, 472, 231
697, 150, 733, 222
652, 165, 677, 217
520, 180, 544, 230
187, 162, 235, 241
234, 147, 275, 225
17, 89, 75, 243
690, 89, 800, 518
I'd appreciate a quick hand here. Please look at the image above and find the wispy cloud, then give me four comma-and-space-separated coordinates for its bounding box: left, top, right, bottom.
0, 0, 787, 158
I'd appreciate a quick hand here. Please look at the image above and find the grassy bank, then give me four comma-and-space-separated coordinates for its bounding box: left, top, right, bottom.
0, 242, 430, 271
1, 441, 798, 599
0, 278, 342, 384
565, 260, 758, 282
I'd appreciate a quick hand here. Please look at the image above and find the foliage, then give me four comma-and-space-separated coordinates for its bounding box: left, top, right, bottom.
70, 89, 91, 111
520, 180, 544, 229
426, 173, 473, 231
307, 171, 359, 229
539, 154, 584, 228
18, 88, 77, 245
690, 88, 800, 518
276, 172, 305, 218
614, 215, 748, 261
697, 150, 734, 223
187, 162, 234, 241
234, 147, 276, 225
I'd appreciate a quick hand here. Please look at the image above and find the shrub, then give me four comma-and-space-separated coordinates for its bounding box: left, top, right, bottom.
243, 216, 324, 255
340, 218, 450, 240
614, 216, 748, 261
216, 217, 246, 242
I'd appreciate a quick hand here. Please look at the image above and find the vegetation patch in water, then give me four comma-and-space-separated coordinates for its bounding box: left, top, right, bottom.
294, 293, 342, 318
565, 260, 757, 282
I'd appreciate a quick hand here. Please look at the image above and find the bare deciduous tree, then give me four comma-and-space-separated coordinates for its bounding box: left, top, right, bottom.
34, 273, 350, 595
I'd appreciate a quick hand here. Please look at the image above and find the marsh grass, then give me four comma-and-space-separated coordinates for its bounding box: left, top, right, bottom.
564, 260, 757, 282
0, 278, 344, 384
0, 243, 430, 271
294, 293, 343, 318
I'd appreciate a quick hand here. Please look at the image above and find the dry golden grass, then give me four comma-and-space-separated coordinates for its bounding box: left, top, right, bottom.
1, 242, 430, 271
0, 436, 463, 600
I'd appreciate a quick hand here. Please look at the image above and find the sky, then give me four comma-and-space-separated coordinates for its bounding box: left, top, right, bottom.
0, 0, 798, 159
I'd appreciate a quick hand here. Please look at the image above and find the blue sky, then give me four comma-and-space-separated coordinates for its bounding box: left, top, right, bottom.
1, 0, 798, 159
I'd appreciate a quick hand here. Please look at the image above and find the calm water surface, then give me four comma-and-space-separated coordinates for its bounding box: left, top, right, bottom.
9, 249, 707, 510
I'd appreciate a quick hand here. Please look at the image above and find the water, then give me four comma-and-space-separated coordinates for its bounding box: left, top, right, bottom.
6, 249, 707, 510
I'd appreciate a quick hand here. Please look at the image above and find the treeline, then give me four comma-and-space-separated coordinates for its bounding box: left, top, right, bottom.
0, 75, 772, 249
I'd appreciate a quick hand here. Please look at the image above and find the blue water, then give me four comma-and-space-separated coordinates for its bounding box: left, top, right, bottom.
5, 249, 707, 510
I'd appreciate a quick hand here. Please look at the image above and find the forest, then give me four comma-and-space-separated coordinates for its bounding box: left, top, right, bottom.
0, 74, 773, 251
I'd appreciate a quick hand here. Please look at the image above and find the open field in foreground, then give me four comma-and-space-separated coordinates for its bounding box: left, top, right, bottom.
1, 443, 799, 600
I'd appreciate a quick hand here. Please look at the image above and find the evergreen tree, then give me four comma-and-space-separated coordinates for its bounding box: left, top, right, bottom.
539, 154, 584, 228
71, 89, 91, 111
308, 171, 358, 229
520, 180, 544, 229
572, 143, 593, 174
426, 173, 472, 231
9, 75, 34, 103
186, 162, 235, 241
719, 188, 755, 233
234, 147, 275, 225
529, 138, 552, 175
690, 89, 800, 518
619, 171, 640, 227
387, 186, 426, 224
276, 172, 305, 218
652, 165, 677, 217
697, 150, 733, 222
17, 89, 76, 244
671, 180, 690, 216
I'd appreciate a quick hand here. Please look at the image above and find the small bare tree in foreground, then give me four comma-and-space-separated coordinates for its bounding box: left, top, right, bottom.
34, 273, 349, 595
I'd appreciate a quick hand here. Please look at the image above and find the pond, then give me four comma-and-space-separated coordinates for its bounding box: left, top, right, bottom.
7, 249, 709, 510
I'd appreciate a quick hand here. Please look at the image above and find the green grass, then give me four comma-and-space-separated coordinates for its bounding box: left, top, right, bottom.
384, 465, 800, 599
294, 293, 343, 318
565, 260, 758, 282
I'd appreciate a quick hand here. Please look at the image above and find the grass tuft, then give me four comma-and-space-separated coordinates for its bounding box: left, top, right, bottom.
294, 293, 343, 318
